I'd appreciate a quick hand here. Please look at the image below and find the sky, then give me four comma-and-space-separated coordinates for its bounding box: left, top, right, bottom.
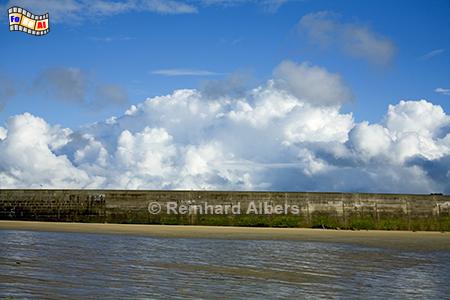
0, 0, 449, 193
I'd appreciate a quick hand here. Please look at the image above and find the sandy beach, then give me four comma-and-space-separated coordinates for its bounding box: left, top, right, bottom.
0, 220, 449, 250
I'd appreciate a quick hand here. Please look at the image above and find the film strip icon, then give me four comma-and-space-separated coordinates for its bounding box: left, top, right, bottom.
8, 6, 50, 36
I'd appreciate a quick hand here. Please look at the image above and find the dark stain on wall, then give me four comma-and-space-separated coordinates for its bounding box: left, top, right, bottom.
1, 190, 449, 231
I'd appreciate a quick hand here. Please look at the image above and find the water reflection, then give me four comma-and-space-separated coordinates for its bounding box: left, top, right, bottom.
0, 230, 449, 299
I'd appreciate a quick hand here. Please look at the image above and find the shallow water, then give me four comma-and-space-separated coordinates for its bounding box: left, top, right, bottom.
0, 230, 449, 299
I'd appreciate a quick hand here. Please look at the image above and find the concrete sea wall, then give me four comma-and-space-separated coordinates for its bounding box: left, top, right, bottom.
1, 190, 450, 231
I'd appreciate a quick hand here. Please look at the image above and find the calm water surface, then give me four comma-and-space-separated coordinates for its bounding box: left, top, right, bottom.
0, 230, 449, 299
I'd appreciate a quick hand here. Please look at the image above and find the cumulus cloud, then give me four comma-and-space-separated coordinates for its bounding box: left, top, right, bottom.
407, 155, 450, 193
200, 71, 253, 98
273, 60, 353, 106
348, 122, 391, 159
298, 11, 396, 66
0, 127, 7, 140
0, 113, 90, 188
385, 100, 449, 138
0, 60, 449, 193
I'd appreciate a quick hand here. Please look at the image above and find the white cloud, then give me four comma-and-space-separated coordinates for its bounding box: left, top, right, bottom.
385, 100, 449, 137
89, 36, 134, 43
0, 60, 449, 193
283, 105, 353, 144
4, 0, 83, 23
152, 69, 222, 76
298, 11, 395, 66
0, 127, 7, 140
273, 60, 352, 106
139, 0, 197, 14
421, 49, 445, 60
115, 127, 176, 177
3, 0, 197, 23
0, 113, 89, 188
348, 122, 392, 161
435, 88, 450, 96
1, 0, 295, 25
198, 0, 292, 12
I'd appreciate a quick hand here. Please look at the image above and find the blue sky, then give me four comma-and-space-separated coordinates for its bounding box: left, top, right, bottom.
1, 0, 449, 128
0, 0, 449, 192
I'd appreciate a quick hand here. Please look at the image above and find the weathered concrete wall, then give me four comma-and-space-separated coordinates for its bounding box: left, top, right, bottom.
1, 190, 450, 231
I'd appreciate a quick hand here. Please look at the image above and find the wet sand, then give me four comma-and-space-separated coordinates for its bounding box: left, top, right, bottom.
1, 220, 449, 250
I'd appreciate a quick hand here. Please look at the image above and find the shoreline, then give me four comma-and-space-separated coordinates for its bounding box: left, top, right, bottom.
1, 221, 450, 250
